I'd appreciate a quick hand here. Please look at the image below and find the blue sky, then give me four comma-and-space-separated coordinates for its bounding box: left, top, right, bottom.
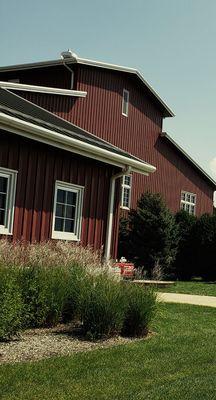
1, 0, 216, 179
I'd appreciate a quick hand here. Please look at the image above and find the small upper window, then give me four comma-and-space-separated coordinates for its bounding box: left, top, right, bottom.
52, 181, 84, 241
122, 89, 129, 117
180, 191, 196, 215
0, 167, 17, 235
121, 175, 132, 209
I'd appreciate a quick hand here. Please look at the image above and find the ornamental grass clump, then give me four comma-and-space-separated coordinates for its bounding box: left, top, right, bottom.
0, 266, 23, 341
80, 273, 126, 340
19, 264, 67, 328
122, 284, 156, 337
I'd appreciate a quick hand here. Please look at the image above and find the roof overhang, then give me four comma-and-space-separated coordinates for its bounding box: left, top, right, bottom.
0, 111, 156, 176
0, 55, 174, 118
161, 132, 216, 189
0, 81, 87, 97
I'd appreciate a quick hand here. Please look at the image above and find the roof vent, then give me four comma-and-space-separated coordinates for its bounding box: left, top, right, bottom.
60, 50, 78, 60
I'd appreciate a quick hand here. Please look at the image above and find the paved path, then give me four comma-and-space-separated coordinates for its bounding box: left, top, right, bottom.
157, 292, 216, 308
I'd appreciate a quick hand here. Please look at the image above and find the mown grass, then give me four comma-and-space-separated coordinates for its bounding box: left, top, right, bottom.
1, 303, 216, 400
160, 281, 216, 296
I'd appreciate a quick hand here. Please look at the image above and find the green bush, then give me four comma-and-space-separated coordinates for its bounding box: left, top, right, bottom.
174, 210, 197, 280
62, 264, 87, 323
0, 267, 23, 341
122, 284, 156, 337
19, 265, 67, 328
80, 273, 126, 340
119, 192, 179, 277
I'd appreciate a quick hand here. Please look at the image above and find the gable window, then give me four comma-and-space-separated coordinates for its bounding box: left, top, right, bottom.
121, 175, 132, 209
52, 181, 84, 241
180, 191, 196, 215
122, 89, 129, 117
0, 167, 17, 235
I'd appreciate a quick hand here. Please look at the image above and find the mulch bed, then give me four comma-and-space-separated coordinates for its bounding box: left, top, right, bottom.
0, 324, 153, 364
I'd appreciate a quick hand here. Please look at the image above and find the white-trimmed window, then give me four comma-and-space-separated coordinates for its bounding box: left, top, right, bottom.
121, 175, 132, 209
180, 191, 196, 215
0, 167, 17, 235
122, 89, 129, 116
52, 181, 84, 241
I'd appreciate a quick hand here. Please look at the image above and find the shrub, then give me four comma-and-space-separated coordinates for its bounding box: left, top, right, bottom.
80, 273, 126, 340
119, 192, 179, 277
189, 214, 216, 281
174, 210, 197, 279
122, 284, 156, 337
0, 267, 23, 340
19, 264, 69, 328
62, 264, 88, 323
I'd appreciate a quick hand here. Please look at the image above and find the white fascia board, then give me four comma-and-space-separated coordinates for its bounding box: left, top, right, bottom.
0, 81, 87, 97
76, 57, 174, 117
161, 132, 216, 188
0, 112, 156, 176
0, 57, 173, 116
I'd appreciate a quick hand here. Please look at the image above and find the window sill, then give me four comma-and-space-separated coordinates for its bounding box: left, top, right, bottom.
120, 206, 130, 211
51, 231, 80, 241
0, 227, 13, 235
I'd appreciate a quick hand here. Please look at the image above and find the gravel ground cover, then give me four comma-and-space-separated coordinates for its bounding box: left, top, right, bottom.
0, 324, 148, 364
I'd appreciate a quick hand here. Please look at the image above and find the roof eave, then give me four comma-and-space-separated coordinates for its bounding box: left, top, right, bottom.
0, 111, 156, 176
0, 56, 174, 117
161, 132, 216, 189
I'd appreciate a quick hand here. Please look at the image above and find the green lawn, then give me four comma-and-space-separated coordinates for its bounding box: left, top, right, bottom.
1, 303, 216, 400
160, 281, 216, 296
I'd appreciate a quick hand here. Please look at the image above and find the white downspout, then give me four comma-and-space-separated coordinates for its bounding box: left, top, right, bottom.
63, 63, 74, 89
104, 166, 132, 262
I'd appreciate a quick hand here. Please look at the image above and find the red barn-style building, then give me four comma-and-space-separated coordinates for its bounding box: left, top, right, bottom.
0, 51, 215, 259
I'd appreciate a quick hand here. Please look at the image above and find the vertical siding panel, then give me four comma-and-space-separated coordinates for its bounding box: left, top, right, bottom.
13, 144, 29, 240
40, 151, 55, 241
31, 150, 47, 242
21, 146, 38, 241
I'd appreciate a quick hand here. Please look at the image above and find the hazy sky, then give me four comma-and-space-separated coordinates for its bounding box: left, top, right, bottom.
1, 0, 216, 179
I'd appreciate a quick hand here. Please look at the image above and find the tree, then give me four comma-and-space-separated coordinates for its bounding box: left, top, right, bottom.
174, 210, 197, 279
190, 214, 216, 281
119, 192, 179, 278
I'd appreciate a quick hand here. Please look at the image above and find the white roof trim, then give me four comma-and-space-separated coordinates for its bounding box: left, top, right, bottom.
0, 112, 156, 176
0, 81, 87, 97
76, 57, 174, 117
0, 56, 174, 117
161, 132, 216, 188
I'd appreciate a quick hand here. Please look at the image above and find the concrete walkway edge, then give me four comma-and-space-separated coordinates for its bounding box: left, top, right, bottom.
157, 292, 216, 308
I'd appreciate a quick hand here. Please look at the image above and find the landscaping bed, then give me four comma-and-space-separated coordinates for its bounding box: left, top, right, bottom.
0, 324, 150, 364
1, 303, 215, 400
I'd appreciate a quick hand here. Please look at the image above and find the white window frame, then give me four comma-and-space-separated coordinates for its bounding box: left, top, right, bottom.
121, 175, 132, 210
122, 89, 129, 117
180, 191, 196, 215
51, 180, 84, 241
0, 167, 17, 235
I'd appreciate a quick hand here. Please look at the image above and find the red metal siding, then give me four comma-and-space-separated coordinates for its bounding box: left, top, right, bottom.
0, 129, 119, 257
9, 64, 214, 216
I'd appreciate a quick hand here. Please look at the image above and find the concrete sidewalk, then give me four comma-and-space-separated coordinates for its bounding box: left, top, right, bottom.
157, 292, 216, 308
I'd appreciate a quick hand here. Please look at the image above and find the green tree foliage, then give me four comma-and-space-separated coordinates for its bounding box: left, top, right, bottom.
174, 210, 197, 279
119, 192, 179, 277
190, 214, 216, 281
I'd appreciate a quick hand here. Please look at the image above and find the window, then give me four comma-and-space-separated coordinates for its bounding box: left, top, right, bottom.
0, 167, 17, 235
122, 89, 129, 116
180, 191, 196, 215
121, 175, 132, 209
52, 181, 84, 241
